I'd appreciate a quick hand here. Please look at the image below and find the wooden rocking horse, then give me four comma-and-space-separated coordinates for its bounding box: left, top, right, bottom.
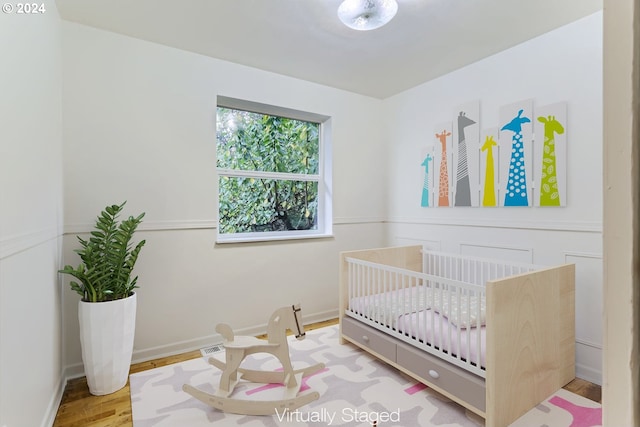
182, 304, 325, 416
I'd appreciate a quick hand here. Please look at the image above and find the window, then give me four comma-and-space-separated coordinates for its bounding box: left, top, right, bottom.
216, 97, 332, 243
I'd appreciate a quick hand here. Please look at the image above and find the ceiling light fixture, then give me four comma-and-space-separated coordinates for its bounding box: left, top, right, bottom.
337, 0, 398, 31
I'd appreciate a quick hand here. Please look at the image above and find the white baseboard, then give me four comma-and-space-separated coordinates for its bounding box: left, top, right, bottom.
576, 363, 603, 386
41, 371, 67, 427
62, 308, 340, 380
301, 309, 339, 327
575, 339, 602, 386
132, 308, 339, 364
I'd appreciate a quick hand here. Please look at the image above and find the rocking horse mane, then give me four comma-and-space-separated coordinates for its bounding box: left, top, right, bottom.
266, 304, 305, 343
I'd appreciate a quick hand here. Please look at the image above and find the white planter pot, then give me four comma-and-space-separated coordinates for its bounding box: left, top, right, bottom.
78, 292, 137, 395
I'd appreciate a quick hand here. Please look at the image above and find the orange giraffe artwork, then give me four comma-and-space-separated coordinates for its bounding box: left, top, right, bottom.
435, 130, 451, 206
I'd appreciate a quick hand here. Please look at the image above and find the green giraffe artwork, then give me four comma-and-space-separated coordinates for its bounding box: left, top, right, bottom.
481, 135, 498, 206
537, 115, 565, 206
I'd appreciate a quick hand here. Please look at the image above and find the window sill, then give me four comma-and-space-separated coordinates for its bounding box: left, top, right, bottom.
216, 232, 334, 245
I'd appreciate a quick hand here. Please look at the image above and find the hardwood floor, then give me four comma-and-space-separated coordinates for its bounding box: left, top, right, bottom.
563, 377, 602, 404
52, 318, 600, 427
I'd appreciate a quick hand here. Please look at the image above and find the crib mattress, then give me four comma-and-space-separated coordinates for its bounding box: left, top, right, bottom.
349, 289, 486, 368
396, 310, 485, 368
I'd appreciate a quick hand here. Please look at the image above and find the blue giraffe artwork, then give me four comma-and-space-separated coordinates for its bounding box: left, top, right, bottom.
420, 154, 433, 207
501, 109, 531, 206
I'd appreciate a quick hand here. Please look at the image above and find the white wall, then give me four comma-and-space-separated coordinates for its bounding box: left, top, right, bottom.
61, 22, 387, 373
382, 12, 603, 383
0, 1, 65, 426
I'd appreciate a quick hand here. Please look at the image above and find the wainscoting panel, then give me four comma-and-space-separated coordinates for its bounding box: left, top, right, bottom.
459, 242, 534, 264
393, 236, 442, 251
564, 251, 603, 384
564, 252, 603, 351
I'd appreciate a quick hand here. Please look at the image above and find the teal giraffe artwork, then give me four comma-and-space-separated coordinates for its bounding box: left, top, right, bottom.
537, 115, 565, 206
501, 109, 531, 206
420, 154, 433, 207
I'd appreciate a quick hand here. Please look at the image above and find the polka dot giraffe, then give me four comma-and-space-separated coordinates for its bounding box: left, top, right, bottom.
501, 109, 531, 206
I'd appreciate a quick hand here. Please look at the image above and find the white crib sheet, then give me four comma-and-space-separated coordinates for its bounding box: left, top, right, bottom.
349, 289, 486, 368
396, 310, 485, 368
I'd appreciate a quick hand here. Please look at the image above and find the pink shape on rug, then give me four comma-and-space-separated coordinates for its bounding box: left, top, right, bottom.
245, 368, 329, 396
548, 396, 602, 427
404, 382, 428, 395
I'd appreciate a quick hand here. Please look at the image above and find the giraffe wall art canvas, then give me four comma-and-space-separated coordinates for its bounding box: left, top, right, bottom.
420, 147, 435, 207
534, 102, 568, 207
452, 101, 480, 207
480, 127, 500, 207
499, 100, 534, 207
432, 122, 453, 207
419, 99, 567, 209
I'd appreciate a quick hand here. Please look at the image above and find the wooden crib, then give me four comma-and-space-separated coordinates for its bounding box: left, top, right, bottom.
339, 245, 575, 427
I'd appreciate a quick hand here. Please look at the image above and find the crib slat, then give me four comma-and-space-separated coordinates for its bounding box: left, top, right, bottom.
384, 269, 389, 326
368, 264, 372, 319
476, 290, 482, 367
358, 262, 361, 316
456, 286, 462, 363
463, 288, 469, 364
447, 282, 452, 360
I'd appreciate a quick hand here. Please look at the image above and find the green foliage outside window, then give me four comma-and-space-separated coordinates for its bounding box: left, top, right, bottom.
217, 107, 320, 234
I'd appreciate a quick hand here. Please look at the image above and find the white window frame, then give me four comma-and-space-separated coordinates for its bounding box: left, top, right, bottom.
215, 96, 333, 243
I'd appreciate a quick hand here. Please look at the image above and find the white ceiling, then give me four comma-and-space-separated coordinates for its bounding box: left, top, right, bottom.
55, 0, 602, 99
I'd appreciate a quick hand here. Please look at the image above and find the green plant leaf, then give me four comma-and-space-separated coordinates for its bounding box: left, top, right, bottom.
58, 201, 145, 302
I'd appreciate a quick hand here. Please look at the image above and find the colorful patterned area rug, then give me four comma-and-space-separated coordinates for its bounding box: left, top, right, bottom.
130, 325, 601, 426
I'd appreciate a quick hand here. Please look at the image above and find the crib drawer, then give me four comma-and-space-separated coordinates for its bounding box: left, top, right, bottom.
396, 341, 486, 412
341, 317, 397, 362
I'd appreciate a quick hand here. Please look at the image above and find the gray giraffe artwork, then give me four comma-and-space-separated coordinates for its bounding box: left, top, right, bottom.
454, 112, 476, 207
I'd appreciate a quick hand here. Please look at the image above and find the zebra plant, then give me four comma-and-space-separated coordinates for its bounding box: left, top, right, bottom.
59, 202, 146, 302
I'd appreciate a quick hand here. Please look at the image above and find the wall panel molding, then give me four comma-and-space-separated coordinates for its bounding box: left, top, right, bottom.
0, 226, 62, 260
563, 251, 603, 261
576, 337, 603, 350
388, 217, 602, 233
64, 217, 385, 235
64, 217, 598, 235
334, 216, 386, 225
459, 242, 534, 263
65, 220, 217, 235
393, 236, 442, 250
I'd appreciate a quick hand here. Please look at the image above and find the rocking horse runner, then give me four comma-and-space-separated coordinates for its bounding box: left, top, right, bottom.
182, 304, 325, 416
